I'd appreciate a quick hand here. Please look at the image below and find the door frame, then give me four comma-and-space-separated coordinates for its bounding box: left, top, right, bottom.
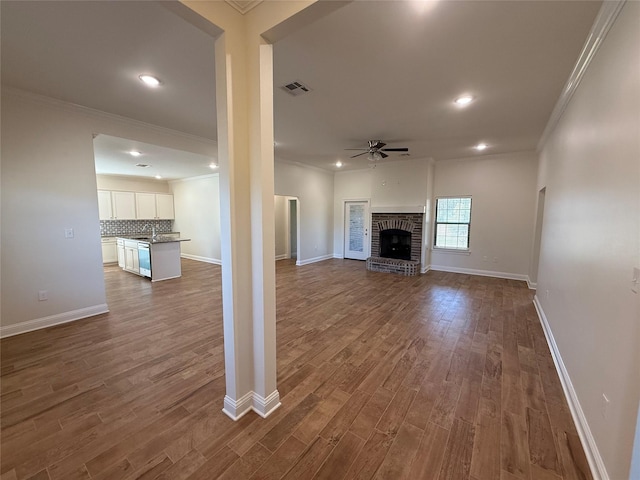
342, 198, 371, 260
284, 196, 300, 264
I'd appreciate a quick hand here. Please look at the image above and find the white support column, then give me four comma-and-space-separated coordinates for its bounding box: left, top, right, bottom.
182, 0, 344, 420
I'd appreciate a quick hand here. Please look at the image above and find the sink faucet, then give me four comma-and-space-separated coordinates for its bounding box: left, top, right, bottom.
141, 224, 157, 238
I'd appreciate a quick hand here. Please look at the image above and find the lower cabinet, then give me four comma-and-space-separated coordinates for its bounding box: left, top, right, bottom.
101, 238, 117, 264
117, 239, 125, 268
124, 240, 140, 274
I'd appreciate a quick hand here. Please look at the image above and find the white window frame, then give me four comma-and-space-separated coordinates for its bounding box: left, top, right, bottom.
433, 196, 472, 251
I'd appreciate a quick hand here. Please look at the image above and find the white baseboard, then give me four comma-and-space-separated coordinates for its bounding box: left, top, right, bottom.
533, 295, 608, 480
181, 253, 221, 265
252, 390, 281, 418
0, 304, 109, 338
421, 264, 431, 274
296, 254, 334, 266
429, 265, 528, 282
333, 253, 344, 259
275, 254, 288, 261
526, 276, 537, 290
222, 390, 281, 421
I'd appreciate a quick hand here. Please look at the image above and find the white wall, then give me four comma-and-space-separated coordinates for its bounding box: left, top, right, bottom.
0, 88, 216, 335
274, 195, 288, 259
274, 160, 334, 264
535, 3, 640, 479
333, 158, 431, 259
170, 174, 221, 264
96, 174, 171, 193
431, 151, 538, 279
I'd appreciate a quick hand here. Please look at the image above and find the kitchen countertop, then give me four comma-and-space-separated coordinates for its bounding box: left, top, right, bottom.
118, 235, 190, 244
102, 232, 181, 238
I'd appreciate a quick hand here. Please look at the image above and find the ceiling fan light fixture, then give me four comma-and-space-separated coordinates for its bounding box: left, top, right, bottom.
139, 74, 161, 88
454, 94, 474, 106
369, 151, 383, 162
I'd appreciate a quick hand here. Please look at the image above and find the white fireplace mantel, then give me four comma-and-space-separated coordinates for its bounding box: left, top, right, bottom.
371, 205, 426, 214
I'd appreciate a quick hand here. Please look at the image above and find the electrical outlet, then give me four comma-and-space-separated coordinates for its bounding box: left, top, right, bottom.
601, 393, 610, 419
632, 267, 639, 294
38, 290, 48, 301
64, 228, 74, 239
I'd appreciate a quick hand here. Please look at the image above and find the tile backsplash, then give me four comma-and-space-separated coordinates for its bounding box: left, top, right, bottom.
101, 220, 173, 237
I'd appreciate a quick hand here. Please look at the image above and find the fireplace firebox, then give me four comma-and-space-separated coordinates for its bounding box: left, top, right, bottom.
379, 229, 411, 260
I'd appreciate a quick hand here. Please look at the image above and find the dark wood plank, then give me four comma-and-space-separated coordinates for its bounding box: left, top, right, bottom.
0, 260, 591, 480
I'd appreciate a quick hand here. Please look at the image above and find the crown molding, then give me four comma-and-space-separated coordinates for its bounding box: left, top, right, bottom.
169, 173, 219, 184
225, 0, 263, 15
1, 86, 217, 148
275, 157, 336, 175
537, 1, 626, 151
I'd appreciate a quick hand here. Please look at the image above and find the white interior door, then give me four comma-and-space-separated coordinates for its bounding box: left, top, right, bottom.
344, 201, 370, 260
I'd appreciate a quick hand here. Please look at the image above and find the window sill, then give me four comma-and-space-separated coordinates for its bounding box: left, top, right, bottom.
432, 248, 471, 256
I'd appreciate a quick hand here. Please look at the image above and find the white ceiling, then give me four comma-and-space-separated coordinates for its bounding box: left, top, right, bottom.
1, 0, 602, 175
93, 134, 216, 181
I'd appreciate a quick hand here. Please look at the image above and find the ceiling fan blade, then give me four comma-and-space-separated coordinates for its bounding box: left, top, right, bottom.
350, 152, 370, 158
380, 147, 409, 152
370, 141, 386, 149
380, 152, 389, 159
344, 148, 368, 151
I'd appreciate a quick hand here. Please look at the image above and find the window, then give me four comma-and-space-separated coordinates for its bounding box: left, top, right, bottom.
434, 197, 472, 249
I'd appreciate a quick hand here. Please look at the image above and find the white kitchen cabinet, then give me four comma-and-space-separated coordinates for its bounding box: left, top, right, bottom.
112, 191, 136, 220
97, 190, 113, 220
135, 192, 174, 220
155, 194, 174, 219
135, 193, 157, 219
117, 238, 125, 268
101, 237, 117, 264
124, 240, 140, 273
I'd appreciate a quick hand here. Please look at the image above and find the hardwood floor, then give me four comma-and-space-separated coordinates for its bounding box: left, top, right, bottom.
1, 258, 592, 480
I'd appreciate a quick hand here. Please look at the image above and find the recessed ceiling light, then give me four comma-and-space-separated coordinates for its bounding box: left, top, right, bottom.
209, 163, 218, 169
139, 74, 161, 88
129, 150, 142, 157
335, 161, 343, 168
155, 175, 162, 179
474, 143, 489, 151
454, 95, 474, 106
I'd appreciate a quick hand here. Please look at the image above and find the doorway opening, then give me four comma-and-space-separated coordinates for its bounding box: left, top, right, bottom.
530, 187, 546, 287
274, 195, 299, 263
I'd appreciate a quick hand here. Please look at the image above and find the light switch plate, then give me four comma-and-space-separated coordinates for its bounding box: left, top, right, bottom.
64, 228, 74, 239
632, 267, 640, 294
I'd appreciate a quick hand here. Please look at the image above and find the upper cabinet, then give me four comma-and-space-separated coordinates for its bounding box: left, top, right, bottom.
135, 192, 175, 220
135, 193, 157, 219
112, 191, 137, 219
99, 190, 173, 220
97, 190, 113, 220
155, 194, 175, 220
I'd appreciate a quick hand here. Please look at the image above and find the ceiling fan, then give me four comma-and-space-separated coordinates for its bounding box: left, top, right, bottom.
346, 140, 409, 161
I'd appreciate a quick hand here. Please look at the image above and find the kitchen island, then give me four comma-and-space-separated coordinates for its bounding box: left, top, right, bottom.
116, 235, 190, 282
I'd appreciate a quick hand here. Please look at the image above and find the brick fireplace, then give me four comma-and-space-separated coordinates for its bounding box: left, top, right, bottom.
367, 212, 424, 276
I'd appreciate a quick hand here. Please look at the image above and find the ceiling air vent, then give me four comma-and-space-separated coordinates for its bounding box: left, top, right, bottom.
135, 163, 151, 168
281, 80, 311, 97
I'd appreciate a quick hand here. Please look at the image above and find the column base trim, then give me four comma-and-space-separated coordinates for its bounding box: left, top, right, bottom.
222, 390, 281, 421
